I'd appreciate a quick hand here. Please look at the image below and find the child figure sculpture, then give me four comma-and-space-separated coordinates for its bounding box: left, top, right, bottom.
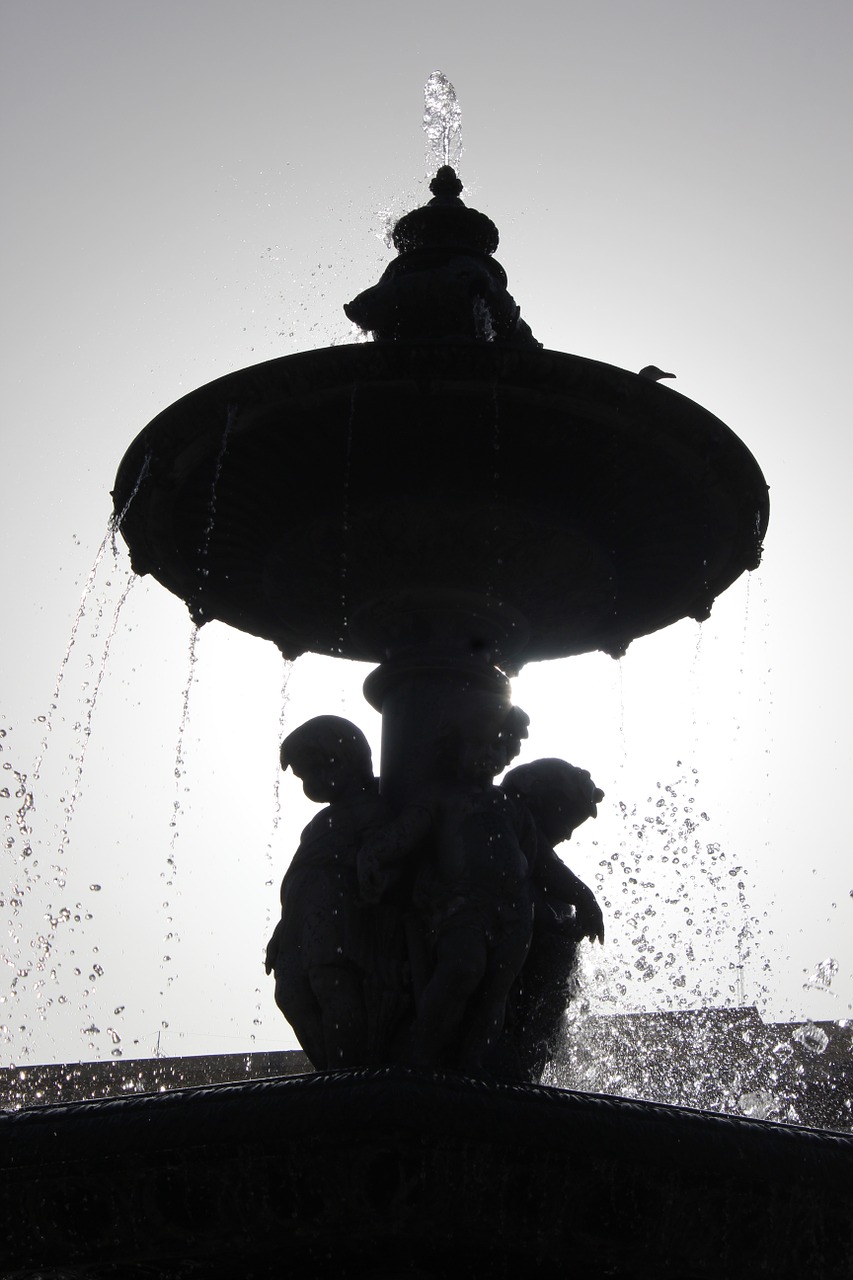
404, 704, 538, 1073
501, 758, 605, 1080
267, 709, 603, 1082
265, 716, 392, 1069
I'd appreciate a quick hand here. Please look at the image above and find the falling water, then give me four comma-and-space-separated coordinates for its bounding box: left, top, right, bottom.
423, 71, 462, 173
31, 451, 149, 789
149, 407, 236, 1000
159, 623, 202, 1005
55, 571, 137, 865
251, 657, 293, 1043
164, 401, 236, 901
30, 531, 112, 786
2, 529, 139, 1065
268, 660, 293, 857
110, 450, 150, 556
192, 406, 237, 622
166, 624, 201, 885
616, 660, 626, 760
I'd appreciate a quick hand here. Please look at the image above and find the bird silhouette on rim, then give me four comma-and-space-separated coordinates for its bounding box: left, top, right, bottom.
638, 365, 676, 382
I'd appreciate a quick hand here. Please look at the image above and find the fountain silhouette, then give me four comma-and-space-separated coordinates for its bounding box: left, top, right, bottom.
110, 159, 769, 1084
5, 103, 852, 1280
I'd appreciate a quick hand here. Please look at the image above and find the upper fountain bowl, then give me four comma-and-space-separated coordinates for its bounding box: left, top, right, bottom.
112, 340, 768, 666
114, 170, 767, 667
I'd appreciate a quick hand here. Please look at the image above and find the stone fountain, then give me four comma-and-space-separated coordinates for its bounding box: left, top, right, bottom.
3, 93, 852, 1279
108, 165, 769, 1087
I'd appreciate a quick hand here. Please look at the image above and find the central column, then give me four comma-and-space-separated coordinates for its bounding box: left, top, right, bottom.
355, 589, 530, 806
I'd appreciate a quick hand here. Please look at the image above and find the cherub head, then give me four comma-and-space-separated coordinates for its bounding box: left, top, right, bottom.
280, 715, 374, 804
496, 704, 530, 771
502, 758, 604, 846
445, 698, 531, 787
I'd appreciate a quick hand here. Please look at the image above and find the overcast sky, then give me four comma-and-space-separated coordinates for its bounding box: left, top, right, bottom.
2, 0, 851, 1073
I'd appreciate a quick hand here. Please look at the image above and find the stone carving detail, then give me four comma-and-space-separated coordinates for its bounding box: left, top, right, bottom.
266, 710, 603, 1082
344, 167, 539, 348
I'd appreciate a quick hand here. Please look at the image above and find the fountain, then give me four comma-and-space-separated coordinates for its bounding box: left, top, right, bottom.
3, 79, 851, 1279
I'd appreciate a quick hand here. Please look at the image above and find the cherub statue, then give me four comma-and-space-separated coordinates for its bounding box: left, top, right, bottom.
399, 701, 538, 1073
500, 759, 605, 1081
265, 715, 396, 1069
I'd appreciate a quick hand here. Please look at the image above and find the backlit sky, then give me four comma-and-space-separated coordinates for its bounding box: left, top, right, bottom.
2, 0, 851, 1070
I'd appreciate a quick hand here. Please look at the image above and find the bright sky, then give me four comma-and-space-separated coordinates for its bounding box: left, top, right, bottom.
2, 0, 851, 1070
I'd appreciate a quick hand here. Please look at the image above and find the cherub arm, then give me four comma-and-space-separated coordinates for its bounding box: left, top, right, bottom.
358, 805, 432, 903
536, 842, 604, 944
264, 917, 284, 974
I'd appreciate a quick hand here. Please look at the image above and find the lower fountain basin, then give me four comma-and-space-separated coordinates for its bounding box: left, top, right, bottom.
113, 343, 768, 665
3, 1068, 850, 1278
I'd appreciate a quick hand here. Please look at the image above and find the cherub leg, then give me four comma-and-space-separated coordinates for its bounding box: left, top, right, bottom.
459, 925, 531, 1072
308, 963, 369, 1067
274, 958, 327, 1070
410, 923, 488, 1067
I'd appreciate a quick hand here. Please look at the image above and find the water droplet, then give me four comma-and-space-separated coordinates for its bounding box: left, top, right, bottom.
803, 957, 838, 992
737, 1089, 777, 1120
792, 1021, 829, 1055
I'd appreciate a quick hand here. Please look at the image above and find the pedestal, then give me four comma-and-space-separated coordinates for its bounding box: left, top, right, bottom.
3, 1068, 851, 1278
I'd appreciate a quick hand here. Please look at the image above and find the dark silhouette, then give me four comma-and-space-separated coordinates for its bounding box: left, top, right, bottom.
404, 705, 536, 1073
58, 137, 846, 1280
345, 167, 539, 348
264, 694, 607, 1081
501, 759, 604, 1080
113, 167, 769, 1083
265, 716, 389, 1068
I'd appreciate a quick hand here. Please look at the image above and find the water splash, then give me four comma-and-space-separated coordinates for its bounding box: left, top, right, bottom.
536, 761, 853, 1126
424, 71, 462, 173
792, 1020, 830, 1054
580, 763, 764, 1017
736, 1088, 777, 1120
803, 957, 838, 994
109, 450, 150, 556
548, 1002, 851, 1130
473, 297, 496, 342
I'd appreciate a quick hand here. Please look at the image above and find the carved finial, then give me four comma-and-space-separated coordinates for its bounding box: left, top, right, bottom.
429, 166, 464, 201
344, 145, 540, 346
